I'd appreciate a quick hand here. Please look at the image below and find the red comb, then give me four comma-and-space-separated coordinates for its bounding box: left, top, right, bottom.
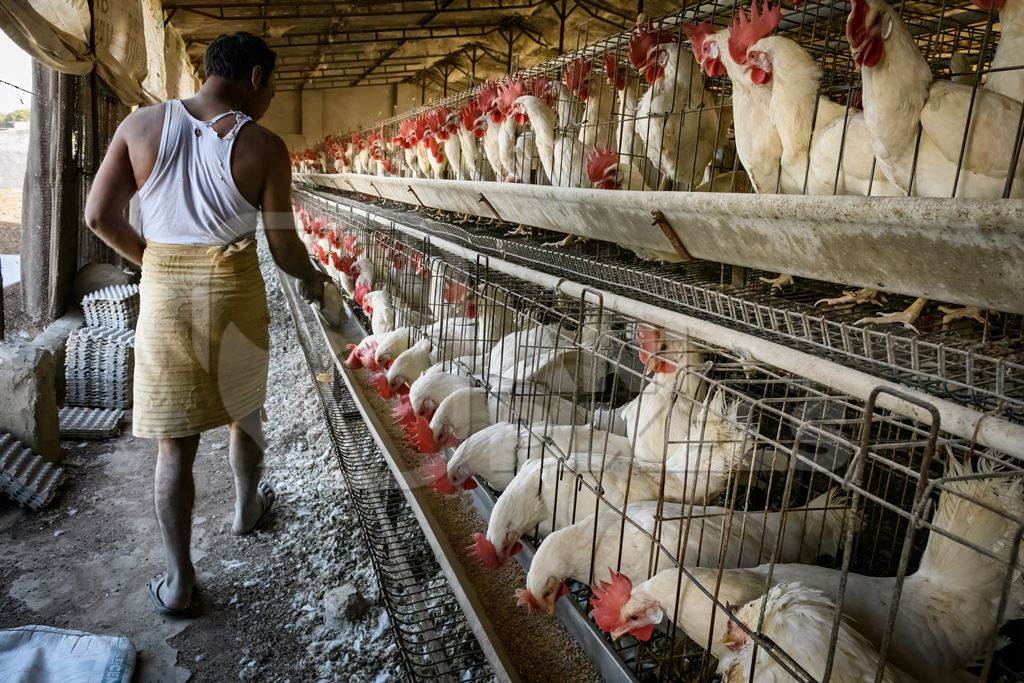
327, 230, 341, 249
586, 147, 620, 189
412, 416, 438, 454
460, 100, 486, 138
628, 17, 676, 74
563, 58, 592, 100
527, 76, 554, 107
397, 119, 416, 147
411, 252, 429, 277
590, 570, 635, 633
393, 394, 417, 427
369, 371, 393, 399
515, 588, 545, 614
604, 53, 627, 90
467, 532, 501, 569
728, 0, 782, 66
343, 343, 363, 369
424, 453, 457, 495
496, 79, 526, 118
442, 281, 469, 304
362, 342, 380, 372
354, 282, 370, 308
313, 243, 328, 265
682, 22, 716, 55
476, 82, 500, 120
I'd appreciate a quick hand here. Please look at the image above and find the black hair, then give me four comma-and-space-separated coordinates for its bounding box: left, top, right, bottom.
204, 32, 276, 85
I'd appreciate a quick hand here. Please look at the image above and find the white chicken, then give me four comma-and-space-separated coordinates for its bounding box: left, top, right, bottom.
382, 317, 485, 393
735, 16, 903, 303
846, 0, 1024, 327
496, 79, 526, 182
716, 582, 914, 682
690, 21, 779, 192
477, 82, 505, 180
604, 53, 651, 174
471, 453, 664, 568
563, 57, 619, 152
519, 490, 857, 614
439, 421, 636, 493
408, 363, 477, 421
435, 107, 463, 180
422, 109, 449, 180
428, 385, 589, 452
630, 16, 724, 190
458, 98, 487, 181
485, 322, 608, 396
394, 119, 421, 178
592, 458, 1024, 681
738, 32, 902, 197
585, 147, 651, 191
975, 0, 1024, 102
848, 0, 1024, 198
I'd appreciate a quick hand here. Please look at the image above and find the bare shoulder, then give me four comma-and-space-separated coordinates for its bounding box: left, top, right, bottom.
120, 102, 167, 133
238, 121, 288, 159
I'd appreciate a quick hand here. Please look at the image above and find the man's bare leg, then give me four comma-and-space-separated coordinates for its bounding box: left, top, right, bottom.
154, 434, 201, 610
230, 409, 274, 535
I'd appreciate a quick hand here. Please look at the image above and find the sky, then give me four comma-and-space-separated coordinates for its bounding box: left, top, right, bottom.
0, 32, 33, 114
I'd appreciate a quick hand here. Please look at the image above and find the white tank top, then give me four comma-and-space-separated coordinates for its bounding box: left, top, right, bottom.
137, 100, 261, 245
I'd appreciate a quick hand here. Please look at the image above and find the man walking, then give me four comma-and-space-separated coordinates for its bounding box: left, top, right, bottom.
84, 32, 325, 615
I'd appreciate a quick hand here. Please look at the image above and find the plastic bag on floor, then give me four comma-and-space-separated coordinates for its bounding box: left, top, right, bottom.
0, 624, 135, 683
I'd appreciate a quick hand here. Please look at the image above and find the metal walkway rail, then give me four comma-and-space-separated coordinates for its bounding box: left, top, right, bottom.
282, 271, 494, 681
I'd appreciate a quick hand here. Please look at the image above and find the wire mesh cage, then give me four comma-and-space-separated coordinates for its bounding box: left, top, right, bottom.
303, 0, 1024, 205
294, 191, 1024, 682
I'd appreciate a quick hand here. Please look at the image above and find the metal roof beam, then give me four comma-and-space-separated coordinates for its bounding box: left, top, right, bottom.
165, 0, 546, 22
266, 26, 493, 49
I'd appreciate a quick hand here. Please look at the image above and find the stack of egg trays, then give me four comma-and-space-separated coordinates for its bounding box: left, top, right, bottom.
0, 433, 65, 510
64, 326, 135, 410
82, 284, 140, 330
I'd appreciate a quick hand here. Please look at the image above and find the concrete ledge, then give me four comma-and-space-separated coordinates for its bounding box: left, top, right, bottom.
300, 173, 1024, 314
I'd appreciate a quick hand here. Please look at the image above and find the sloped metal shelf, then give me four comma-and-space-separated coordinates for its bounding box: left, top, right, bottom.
296, 186, 1024, 428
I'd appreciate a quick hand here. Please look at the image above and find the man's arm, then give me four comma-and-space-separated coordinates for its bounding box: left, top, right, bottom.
261, 132, 326, 290
84, 117, 147, 266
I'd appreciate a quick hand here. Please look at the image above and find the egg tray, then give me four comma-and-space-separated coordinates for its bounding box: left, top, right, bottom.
0, 433, 65, 510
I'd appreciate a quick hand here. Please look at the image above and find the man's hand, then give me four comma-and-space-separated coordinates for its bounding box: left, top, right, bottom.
297, 270, 330, 307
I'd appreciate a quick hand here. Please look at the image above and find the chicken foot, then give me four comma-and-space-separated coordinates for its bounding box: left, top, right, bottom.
759, 273, 794, 292
543, 234, 588, 248
815, 288, 887, 308
855, 296, 929, 333
505, 224, 532, 237
938, 305, 996, 328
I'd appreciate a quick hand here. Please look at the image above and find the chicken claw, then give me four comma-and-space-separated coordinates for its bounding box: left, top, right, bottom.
543, 234, 586, 248
759, 273, 794, 291
854, 297, 929, 333
505, 224, 532, 237
938, 305, 994, 327
815, 288, 886, 308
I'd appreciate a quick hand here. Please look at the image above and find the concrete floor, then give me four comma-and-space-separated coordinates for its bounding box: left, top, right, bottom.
0, 430, 239, 681
0, 240, 403, 681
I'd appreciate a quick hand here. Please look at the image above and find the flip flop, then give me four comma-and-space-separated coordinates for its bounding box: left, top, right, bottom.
234, 481, 276, 536
147, 574, 194, 617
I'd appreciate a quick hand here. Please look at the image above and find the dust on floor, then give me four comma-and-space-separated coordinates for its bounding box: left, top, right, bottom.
0, 235, 404, 681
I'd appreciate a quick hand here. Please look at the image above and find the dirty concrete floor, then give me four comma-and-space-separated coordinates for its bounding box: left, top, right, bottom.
0, 237, 403, 681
